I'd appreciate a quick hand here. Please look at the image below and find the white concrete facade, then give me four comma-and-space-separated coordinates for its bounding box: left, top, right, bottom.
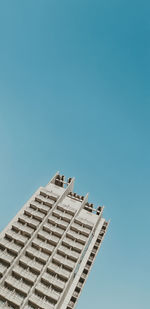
0, 172, 109, 309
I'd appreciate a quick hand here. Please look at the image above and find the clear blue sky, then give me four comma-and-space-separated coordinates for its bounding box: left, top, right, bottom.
0, 1, 150, 308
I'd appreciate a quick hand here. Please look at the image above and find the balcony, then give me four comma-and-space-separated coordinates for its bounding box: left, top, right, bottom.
57, 203, 76, 216
24, 207, 45, 222
30, 200, 50, 214
75, 217, 93, 230
12, 265, 37, 284
48, 217, 69, 230
95, 241, 99, 247
62, 237, 83, 253
32, 238, 55, 255
0, 238, 10, 249
35, 282, 60, 303
35, 195, 55, 207
19, 214, 40, 229
38, 230, 60, 246
97, 234, 103, 241
26, 246, 49, 264
29, 293, 54, 309
81, 272, 86, 279
5, 229, 28, 246
45, 183, 65, 199
73, 291, 78, 298
47, 262, 70, 281
6, 241, 22, 256
40, 188, 59, 202
77, 281, 82, 289
0, 301, 11, 309
71, 223, 90, 237
5, 275, 31, 296
92, 248, 97, 254
68, 300, 75, 308
0, 263, 7, 277
0, 249, 15, 265
43, 223, 64, 237
85, 263, 90, 270
66, 230, 87, 245
42, 272, 65, 292
0, 286, 24, 308
53, 254, 75, 271
57, 245, 79, 262
19, 255, 43, 274
52, 209, 72, 222
0, 238, 22, 255
12, 221, 34, 237
88, 256, 93, 263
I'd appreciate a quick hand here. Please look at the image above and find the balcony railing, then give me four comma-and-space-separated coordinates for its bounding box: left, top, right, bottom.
29, 293, 54, 309
12, 221, 34, 237
57, 246, 79, 262
0, 238, 22, 255
35, 282, 60, 303
48, 216, 69, 230
12, 265, 37, 284
53, 254, 75, 271
47, 262, 71, 281
35, 195, 55, 207
24, 208, 45, 222
52, 209, 72, 222
0, 286, 24, 308
38, 229, 60, 246
0, 249, 15, 265
62, 237, 83, 253
41, 271, 65, 292
0, 263, 7, 277
70, 223, 90, 237
30, 200, 50, 214
57, 203, 76, 216
5, 275, 31, 296
43, 223, 64, 237
19, 214, 40, 229
5, 229, 28, 246
66, 230, 87, 245
19, 255, 44, 274
26, 246, 49, 264
32, 238, 55, 255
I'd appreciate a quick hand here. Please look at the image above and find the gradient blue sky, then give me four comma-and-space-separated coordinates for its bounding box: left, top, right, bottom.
0, 1, 150, 308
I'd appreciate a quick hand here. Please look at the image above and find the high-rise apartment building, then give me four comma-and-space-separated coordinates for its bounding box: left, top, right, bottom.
0, 172, 109, 309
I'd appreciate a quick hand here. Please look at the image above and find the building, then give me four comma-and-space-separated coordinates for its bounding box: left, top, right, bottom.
0, 172, 109, 309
